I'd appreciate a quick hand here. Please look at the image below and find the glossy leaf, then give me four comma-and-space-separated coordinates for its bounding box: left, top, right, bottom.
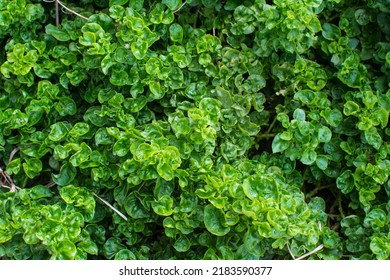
151, 195, 174, 216
52, 163, 77, 186
204, 205, 230, 236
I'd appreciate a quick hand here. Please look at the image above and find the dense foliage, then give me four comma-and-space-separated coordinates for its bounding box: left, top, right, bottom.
0, 0, 389, 260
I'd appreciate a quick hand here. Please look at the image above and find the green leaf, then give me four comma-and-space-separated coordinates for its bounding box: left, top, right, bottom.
169, 23, 183, 43
6, 158, 21, 175
157, 162, 175, 181
109, 0, 129, 5
243, 74, 266, 93
145, 57, 162, 75
149, 81, 164, 99
30, 185, 53, 200
113, 138, 130, 157
204, 204, 230, 236
101, 54, 116, 75
370, 237, 390, 260
364, 209, 386, 229
162, 0, 181, 10
37, 80, 59, 99
78, 240, 98, 255
52, 163, 77, 186
133, 143, 158, 161
0, 11, 12, 27
170, 117, 191, 137
318, 126, 332, 142
69, 143, 92, 167
8, 110, 28, 129
322, 23, 341, 41
343, 101, 360, 116
272, 134, 290, 153
69, 122, 90, 138
355, 9, 370, 26
244, 226, 264, 257
110, 67, 130, 86
301, 148, 317, 165
336, 170, 354, 194
131, 39, 148, 60
293, 108, 306, 121
321, 108, 343, 127
46, 24, 70, 41
66, 70, 87, 86
364, 127, 382, 150
152, 195, 174, 216
54, 97, 77, 116
60, 185, 79, 204
359, 189, 376, 206
315, 155, 329, 170
103, 237, 126, 259
23, 158, 42, 179
124, 193, 149, 219
243, 174, 279, 201
55, 240, 77, 260
95, 128, 114, 145
266, 209, 288, 231
115, 249, 136, 260
280, 195, 297, 215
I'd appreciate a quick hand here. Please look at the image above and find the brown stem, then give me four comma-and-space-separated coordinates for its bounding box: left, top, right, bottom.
8, 147, 19, 163
55, 0, 59, 26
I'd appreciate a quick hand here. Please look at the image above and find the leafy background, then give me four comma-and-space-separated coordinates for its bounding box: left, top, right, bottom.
0, 0, 389, 260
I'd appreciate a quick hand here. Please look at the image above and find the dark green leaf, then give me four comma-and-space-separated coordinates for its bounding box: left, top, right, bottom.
52, 163, 77, 186
162, 0, 181, 10
204, 205, 230, 236
46, 24, 70, 41
169, 23, 183, 43
364, 127, 382, 150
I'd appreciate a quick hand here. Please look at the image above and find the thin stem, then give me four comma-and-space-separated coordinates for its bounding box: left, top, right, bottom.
287, 242, 324, 260
286, 243, 295, 260
266, 115, 278, 134
305, 183, 334, 199
173, 1, 187, 13
58, 0, 89, 21
295, 244, 324, 260
137, 181, 145, 191
46, 182, 57, 188
8, 147, 19, 163
338, 193, 345, 219
0, 167, 20, 192
256, 133, 277, 140
92, 192, 128, 221
55, 0, 59, 26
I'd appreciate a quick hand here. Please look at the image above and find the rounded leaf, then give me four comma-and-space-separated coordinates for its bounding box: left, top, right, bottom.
55, 240, 77, 260
243, 174, 279, 201
204, 204, 230, 236
151, 195, 174, 216
174, 236, 191, 252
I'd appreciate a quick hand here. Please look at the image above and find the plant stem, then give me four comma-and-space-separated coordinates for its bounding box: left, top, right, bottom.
338, 193, 345, 219
256, 133, 277, 140
173, 1, 187, 13
55, 0, 59, 26
266, 115, 278, 134
93, 192, 128, 221
58, 0, 89, 21
305, 183, 334, 199
8, 147, 19, 163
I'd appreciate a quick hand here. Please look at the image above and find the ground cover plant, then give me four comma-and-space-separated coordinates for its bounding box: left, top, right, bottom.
0, 0, 389, 260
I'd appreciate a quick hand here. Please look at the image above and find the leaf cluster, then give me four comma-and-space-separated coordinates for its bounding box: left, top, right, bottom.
0, 0, 389, 260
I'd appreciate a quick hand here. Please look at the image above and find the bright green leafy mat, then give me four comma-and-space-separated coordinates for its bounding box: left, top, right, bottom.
0, 0, 389, 260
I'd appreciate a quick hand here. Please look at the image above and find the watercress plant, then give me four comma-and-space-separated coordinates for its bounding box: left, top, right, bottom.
0, 0, 389, 260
